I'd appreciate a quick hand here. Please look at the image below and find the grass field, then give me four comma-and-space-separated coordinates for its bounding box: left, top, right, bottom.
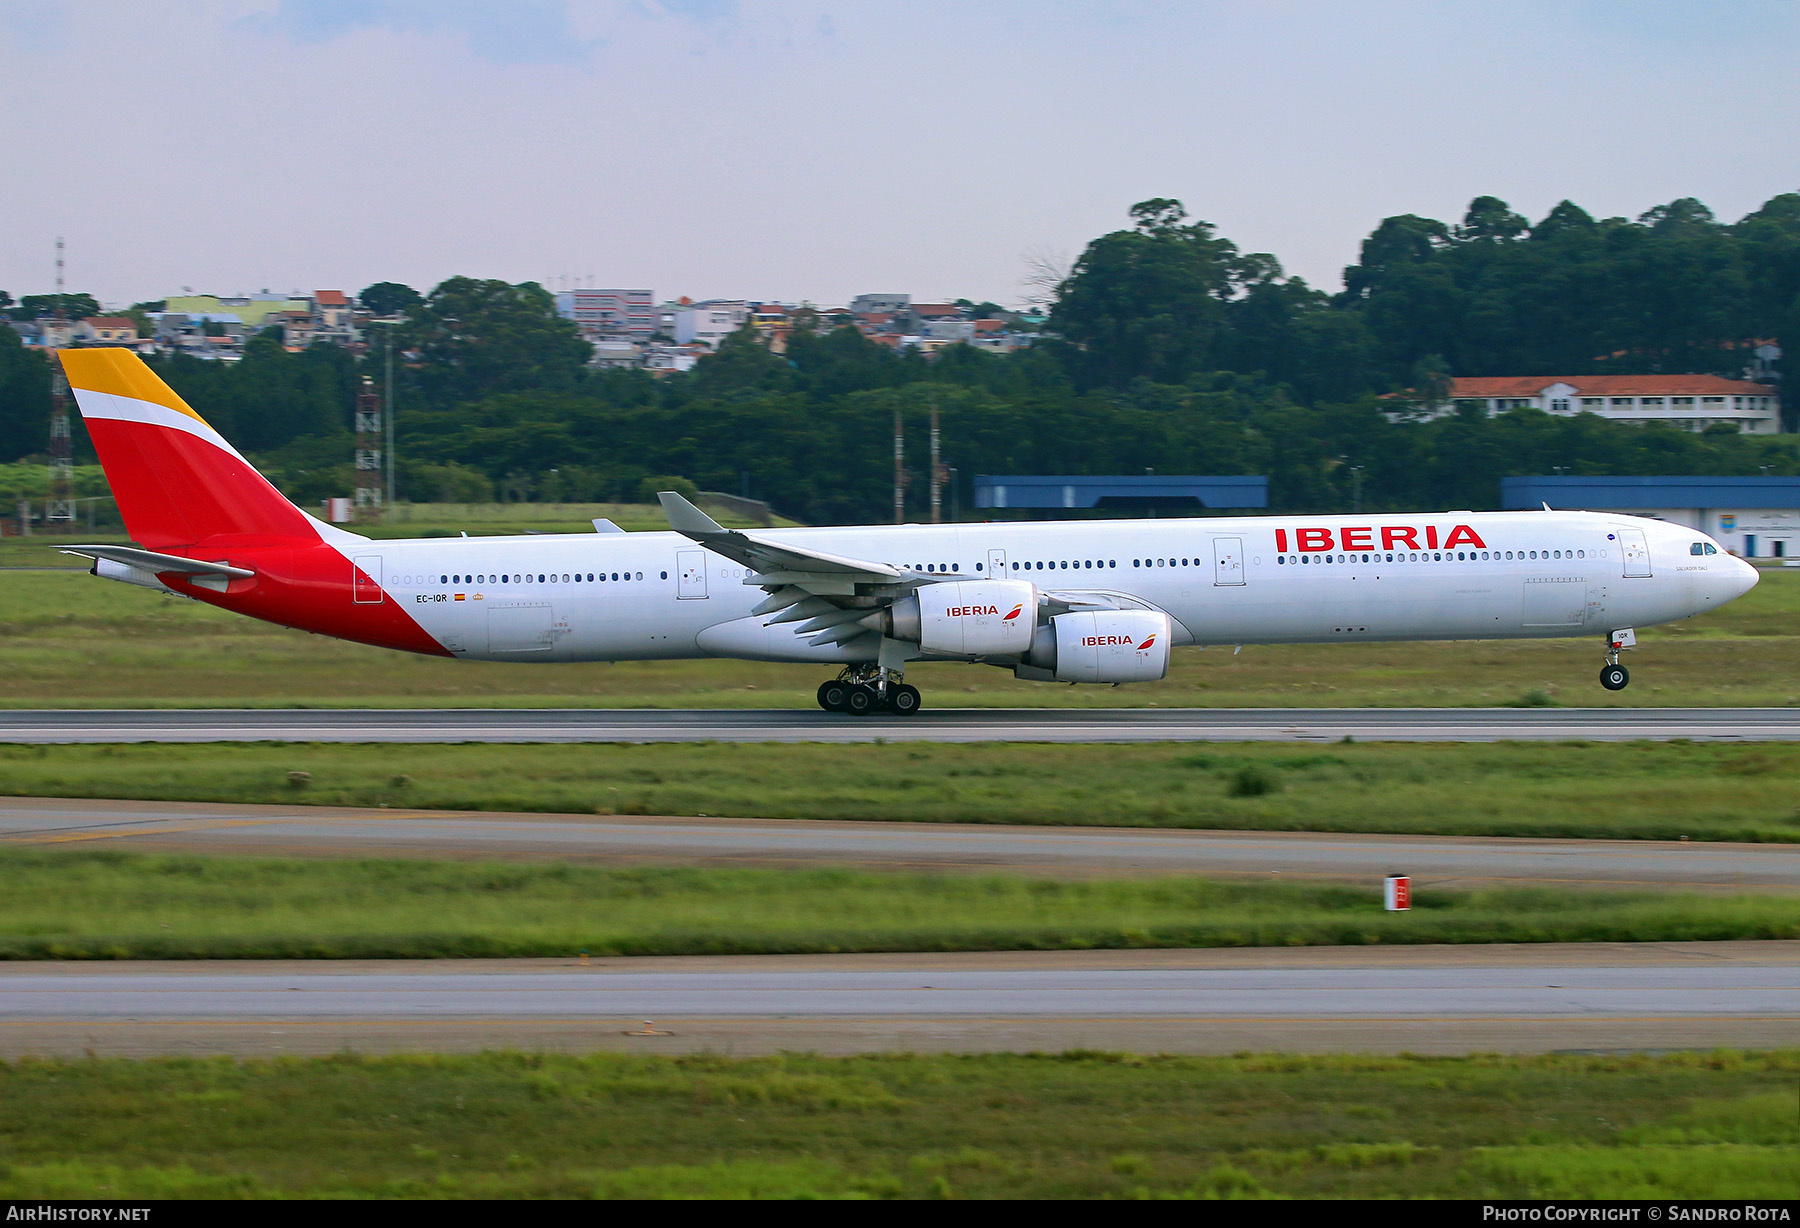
0, 1050, 1792, 1198
4, 850, 1795, 960
5, 739, 1799, 842
1, 553, 1795, 709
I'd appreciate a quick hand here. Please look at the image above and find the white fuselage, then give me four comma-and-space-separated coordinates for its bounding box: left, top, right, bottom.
342, 510, 1757, 665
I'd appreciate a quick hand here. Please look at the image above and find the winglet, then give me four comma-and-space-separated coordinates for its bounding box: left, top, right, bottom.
658, 490, 728, 537
1542, 501, 1554, 512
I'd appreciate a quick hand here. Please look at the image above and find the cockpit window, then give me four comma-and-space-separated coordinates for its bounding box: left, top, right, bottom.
1690, 543, 1705, 555
1704, 543, 1718, 555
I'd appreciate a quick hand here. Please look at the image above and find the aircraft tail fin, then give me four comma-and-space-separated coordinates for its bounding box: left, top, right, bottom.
59, 350, 356, 550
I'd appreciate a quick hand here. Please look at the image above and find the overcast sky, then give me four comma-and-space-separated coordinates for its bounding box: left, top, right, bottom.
5, 0, 1798, 310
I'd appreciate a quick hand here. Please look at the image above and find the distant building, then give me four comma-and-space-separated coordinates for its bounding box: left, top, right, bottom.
75, 317, 139, 346
1406, 375, 1781, 434
154, 312, 247, 358
975, 474, 1269, 515
643, 344, 703, 375
163, 294, 308, 332
672, 300, 750, 349
1502, 475, 1800, 560
554, 288, 655, 341
588, 341, 642, 370
923, 320, 976, 344
850, 292, 910, 317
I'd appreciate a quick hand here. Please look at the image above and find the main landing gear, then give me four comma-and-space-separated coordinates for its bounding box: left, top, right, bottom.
1599, 628, 1635, 691
816, 667, 922, 716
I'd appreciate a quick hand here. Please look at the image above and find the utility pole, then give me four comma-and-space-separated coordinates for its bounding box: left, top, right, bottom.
892, 405, 905, 524
385, 325, 396, 520
46, 237, 74, 529
929, 396, 942, 524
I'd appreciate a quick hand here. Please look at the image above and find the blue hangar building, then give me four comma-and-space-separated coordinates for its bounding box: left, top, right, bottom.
1502, 475, 1800, 560
973, 475, 1268, 515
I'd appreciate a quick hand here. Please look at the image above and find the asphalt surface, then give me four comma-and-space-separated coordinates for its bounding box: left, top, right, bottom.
6, 797, 1796, 890
5, 706, 1800, 743
3, 944, 1792, 1057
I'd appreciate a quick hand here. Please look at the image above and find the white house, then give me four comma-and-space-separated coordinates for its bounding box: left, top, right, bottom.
1407, 375, 1782, 433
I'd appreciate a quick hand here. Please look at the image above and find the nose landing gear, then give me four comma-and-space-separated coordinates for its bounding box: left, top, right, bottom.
815, 667, 923, 716
1599, 628, 1635, 691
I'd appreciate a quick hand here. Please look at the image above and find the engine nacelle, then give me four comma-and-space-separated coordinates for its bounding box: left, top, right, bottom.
1022, 610, 1171, 683
889, 579, 1037, 656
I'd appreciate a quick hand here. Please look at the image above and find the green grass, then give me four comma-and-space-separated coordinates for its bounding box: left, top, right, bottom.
0, 1050, 1792, 1198
6, 739, 1800, 842
2, 850, 1795, 960
1, 563, 1797, 710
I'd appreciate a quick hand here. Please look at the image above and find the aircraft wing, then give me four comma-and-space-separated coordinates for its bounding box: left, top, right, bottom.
659, 491, 920, 646
658, 491, 909, 595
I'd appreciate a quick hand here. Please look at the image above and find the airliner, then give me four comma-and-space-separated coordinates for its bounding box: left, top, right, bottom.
57, 350, 1759, 715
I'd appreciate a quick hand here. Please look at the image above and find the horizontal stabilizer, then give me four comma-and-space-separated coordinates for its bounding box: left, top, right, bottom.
59, 544, 254, 579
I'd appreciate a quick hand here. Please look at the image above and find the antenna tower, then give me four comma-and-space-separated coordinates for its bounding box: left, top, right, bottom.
354, 375, 384, 523
46, 237, 76, 528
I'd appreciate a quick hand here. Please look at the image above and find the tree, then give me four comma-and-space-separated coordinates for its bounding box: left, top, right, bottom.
0, 327, 52, 462
9, 292, 101, 321
403, 277, 592, 408
357, 281, 424, 317
1457, 195, 1529, 243
1050, 198, 1243, 387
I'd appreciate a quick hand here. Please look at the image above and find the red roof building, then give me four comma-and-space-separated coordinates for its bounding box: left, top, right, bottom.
1402, 375, 1783, 434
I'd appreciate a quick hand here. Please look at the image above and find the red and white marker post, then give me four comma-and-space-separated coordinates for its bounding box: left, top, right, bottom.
1384, 875, 1411, 911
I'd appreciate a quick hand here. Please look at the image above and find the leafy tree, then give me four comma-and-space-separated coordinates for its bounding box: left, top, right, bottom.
10, 292, 101, 322
1050, 198, 1246, 387
358, 281, 424, 317
0, 326, 51, 462
402, 277, 592, 408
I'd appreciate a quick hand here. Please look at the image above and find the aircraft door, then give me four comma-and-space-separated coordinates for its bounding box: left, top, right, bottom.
1212, 537, 1245, 585
676, 549, 709, 599
1619, 528, 1652, 578
987, 548, 1007, 578
353, 555, 383, 603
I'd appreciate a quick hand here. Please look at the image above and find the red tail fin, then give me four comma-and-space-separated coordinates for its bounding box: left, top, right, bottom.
60, 350, 322, 550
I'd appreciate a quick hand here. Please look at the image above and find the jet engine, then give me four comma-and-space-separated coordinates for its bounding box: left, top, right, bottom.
888, 579, 1038, 656
1019, 609, 1171, 683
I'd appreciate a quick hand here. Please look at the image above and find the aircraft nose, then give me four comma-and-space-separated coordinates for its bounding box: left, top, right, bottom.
1725, 556, 1759, 600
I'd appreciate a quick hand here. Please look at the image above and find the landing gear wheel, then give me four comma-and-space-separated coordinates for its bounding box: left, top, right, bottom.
818, 679, 852, 712
844, 685, 877, 716
887, 684, 922, 716
1600, 664, 1630, 691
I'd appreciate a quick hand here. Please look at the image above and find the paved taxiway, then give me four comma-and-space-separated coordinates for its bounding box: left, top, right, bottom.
6, 706, 1800, 743
5, 797, 1796, 890
3, 944, 1792, 1057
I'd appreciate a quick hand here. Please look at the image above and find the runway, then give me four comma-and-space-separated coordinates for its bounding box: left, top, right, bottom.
5, 706, 1800, 743
3, 944, 1792, 1057
6, 797, 1797, 890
